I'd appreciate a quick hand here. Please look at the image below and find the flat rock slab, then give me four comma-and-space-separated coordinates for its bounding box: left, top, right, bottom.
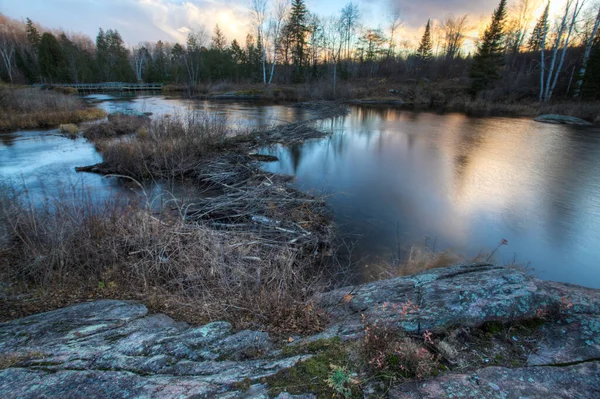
390, 362, 600, 399
528, 314, 600, 366
0, 300, 308, 398
320, 264, 600, 335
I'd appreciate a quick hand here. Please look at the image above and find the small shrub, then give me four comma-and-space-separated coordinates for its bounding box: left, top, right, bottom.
361, 317, 439, 380
326, 364, 359, 398
59, 123, 79, 135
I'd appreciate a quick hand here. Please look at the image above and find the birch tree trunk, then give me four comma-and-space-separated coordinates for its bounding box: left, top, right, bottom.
0, 45, 15, 83
544, 0, 571, 101
546, 0, 585, 101
539, 16, 547, 101
573, 5, 600, 98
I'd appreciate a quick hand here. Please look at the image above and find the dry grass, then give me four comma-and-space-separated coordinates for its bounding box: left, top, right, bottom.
0, 86, 106, 131
59, 123, 79, 135
83, 113, 150, 141
399, 246, 465, 276
92, 111, 228, 179
0, 185, 328, 334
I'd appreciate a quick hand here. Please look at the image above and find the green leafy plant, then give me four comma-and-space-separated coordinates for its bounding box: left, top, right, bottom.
325, 364, 358, 398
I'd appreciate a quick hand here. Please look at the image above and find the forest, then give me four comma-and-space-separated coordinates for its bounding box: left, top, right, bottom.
1, 0, 600, 102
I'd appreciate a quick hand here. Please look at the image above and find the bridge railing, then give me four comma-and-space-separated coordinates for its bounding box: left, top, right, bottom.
37, 82, 164, 92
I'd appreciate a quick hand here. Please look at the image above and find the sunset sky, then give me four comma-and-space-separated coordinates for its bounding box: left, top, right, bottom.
0, 0, 568, 48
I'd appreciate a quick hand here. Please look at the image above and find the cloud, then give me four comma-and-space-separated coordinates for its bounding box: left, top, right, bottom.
2, 0, 253, 46
1, 0, 510, 48
387, 0, 500, 28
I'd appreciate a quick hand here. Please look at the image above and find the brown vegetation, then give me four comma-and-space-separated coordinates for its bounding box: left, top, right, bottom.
0, 86, 107, 131
0, 184, 329, 334
83, 113, 150, 141
0, 106, 346, 333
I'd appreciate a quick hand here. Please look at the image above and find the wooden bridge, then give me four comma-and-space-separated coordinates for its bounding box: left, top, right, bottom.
44, 82, 164, 93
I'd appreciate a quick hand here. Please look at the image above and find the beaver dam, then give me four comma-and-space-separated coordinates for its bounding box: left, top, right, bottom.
76, 102, 348, 249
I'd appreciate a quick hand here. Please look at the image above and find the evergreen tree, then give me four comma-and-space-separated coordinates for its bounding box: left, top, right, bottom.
25, 18, 41, 48
211, 24, 227, 51
170, 43, 186, 83
469, 0, 508, 93
528, 3, 549, 51
582, 36, 600, 99
288, 0, 309, 82
416, 19, 433, 65
38, 32, 67, 82
21, 17, 41, 82
230, 39, 245, 81
96, 28, 135, 82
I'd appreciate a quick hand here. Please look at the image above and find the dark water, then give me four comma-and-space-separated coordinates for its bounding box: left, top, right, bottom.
2, 97, 599, 288
0, 96, 317, 204
261, 107, 600, 288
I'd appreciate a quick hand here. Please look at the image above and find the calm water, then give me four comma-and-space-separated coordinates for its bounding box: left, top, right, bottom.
1, 97, 599, 288
262, 108, 600, 288
0, 96, 317, 203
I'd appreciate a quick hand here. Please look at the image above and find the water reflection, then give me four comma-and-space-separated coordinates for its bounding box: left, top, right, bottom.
3, 98, 599, 288
262, 107, 600, 288
90, 95, 318, 131
0, 96, 317, 207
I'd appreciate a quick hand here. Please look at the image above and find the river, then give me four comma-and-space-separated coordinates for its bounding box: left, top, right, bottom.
1, 95, 599, 288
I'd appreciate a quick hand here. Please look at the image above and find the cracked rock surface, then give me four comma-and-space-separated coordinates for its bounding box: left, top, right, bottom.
1, 264, 599, 398
0, 300, 307, 398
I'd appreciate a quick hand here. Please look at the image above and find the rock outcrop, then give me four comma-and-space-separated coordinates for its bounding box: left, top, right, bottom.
534, 114, 593, 125
1, 264, 599, 398
0, 301, 307, 398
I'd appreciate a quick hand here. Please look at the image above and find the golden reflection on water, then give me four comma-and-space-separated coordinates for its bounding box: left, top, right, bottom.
265, 107, 600, 287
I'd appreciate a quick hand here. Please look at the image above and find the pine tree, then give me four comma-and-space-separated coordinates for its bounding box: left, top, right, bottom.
211, 24, 227, 51
38, 32, 67, 82
582, 36, 600, 99
96, 29, 135, 82
288, 0, 309, 82
25, 18, 41, 48
416, 19, 433, 65
469, 0, 508, 93
528, 3, 549, 51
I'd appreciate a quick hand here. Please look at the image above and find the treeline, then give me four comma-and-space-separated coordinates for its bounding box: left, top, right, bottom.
1, 0, 599, 100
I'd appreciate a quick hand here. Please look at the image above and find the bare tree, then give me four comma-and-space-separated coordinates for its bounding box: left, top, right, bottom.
267, 0, 288, 83
538, 2, 550, 101
0, 20, 18, 83
573, 3, 600, 98
507, 0, 542, 55
185, 28, 209, 87
132, 44, 149, 81
387, 12, 403, 58
339, 2, 360, 60
544, 0, 586, 101
323, 15, 344, 92
251, 0, 268, 84
440, 14, 469, 60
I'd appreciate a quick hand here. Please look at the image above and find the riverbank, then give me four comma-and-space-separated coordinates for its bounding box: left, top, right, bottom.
163, 80, 600, 124
0, 86, 107, 131
1, 264, 598, 398
0, 102, 350, 334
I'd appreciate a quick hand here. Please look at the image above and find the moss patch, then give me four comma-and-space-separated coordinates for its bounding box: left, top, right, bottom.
267, 337, 361, 398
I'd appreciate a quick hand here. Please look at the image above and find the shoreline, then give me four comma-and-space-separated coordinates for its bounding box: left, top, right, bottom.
1, 264, 599, 398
